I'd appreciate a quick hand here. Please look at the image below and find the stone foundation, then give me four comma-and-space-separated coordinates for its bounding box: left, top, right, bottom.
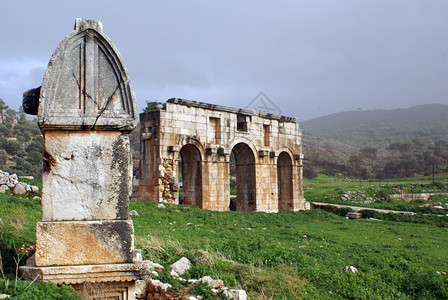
35, 220, 136, 266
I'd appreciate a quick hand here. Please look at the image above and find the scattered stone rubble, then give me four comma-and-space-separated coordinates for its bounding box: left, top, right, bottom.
136, 257, 247, 300
339, 190, 448, 210
339, 191, 369, 202
344, 266, 358, 274
389, 193, 448, 202
0, 170, 39, 195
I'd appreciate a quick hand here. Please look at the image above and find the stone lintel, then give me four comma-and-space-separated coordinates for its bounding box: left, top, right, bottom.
35, 220, 135, 267
20, 262, 153, 285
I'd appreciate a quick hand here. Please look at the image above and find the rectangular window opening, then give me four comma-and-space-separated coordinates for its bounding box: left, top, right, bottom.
209, 117, 221, 144
237, 114, 249, 132
263, 124, 270, 146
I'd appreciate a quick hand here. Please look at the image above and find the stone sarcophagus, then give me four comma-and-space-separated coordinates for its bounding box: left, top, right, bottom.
20, 19, 151, 299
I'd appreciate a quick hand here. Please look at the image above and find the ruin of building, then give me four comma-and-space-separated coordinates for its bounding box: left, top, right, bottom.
133, 98, 306, 212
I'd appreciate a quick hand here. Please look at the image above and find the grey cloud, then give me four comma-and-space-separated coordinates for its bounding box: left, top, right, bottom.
0, 0, 447, 120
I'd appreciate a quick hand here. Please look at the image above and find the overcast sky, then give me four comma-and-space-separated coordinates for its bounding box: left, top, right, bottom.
1, 0, 447, 121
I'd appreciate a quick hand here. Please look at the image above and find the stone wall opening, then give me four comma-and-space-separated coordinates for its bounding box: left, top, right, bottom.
231, 143, 256, 211
179, 144, 203, 208
237, 114, 250, 132
209, 117, 221, 144
263, 125, 270, 146
277, 151, 293, 211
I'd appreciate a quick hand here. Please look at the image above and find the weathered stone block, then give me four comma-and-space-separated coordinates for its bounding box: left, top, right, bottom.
346, 212, 363, 219
37, 19, 137, 131
35, 220, 135, 267
42, 131, 132, 221
21, 262, 153, 285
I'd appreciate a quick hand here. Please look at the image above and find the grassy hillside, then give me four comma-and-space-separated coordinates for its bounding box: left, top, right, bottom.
301, 104, 448, 148
301, 104, 448, 179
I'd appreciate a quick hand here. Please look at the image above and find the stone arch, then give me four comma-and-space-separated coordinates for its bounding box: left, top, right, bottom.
230, 142, 257, 211
277, 151, 294, 211
178, 143, 202, 208
179, 137, 205, 157
229, 138, 259, 161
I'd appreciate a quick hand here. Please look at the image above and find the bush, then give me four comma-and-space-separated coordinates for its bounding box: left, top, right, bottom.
3, 140, 22, 155
303, 168, 318, 179
312, 204, 354, 216
189, 282, 221, 300
377, 190, 390, 202
0, 149, 7, 165
0, 279, 81, 299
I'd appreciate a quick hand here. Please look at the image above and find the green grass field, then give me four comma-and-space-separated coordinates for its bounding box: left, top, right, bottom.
304, 173, 448, 214
129, 201, 448, 299
0, 176, 447, 299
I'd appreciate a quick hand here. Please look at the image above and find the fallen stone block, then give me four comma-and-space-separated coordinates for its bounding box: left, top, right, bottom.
169, 257, 191, 275
346, 212, 362, 219
198, 276, 224, 288
224, 289, 247, 300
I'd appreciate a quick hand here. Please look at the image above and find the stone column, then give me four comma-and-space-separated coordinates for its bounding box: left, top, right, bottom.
20, 19, 152, 299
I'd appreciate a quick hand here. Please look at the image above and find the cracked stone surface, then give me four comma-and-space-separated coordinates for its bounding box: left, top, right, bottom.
41, 131, 132, 221
37, 19, 137, 131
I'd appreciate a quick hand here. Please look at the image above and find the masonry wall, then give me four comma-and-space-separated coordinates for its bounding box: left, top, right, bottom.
133, 98, 305, 212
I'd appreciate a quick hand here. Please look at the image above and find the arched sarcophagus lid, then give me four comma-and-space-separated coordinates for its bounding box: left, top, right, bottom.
38, 18, 137, 131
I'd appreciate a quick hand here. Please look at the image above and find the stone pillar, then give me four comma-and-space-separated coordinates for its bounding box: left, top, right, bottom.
20, 19, 152, 299
202, 154, 230, 211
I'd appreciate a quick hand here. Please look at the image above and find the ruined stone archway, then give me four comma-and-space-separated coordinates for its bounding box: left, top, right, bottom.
134, 98, 306, 212
230, 142, 256, 211
179, 144, 202, 208
277, 151, 293, 211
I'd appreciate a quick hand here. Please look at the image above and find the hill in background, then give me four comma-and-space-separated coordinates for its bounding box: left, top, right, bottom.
301, 104, 448, 179
301, 104, 448, 148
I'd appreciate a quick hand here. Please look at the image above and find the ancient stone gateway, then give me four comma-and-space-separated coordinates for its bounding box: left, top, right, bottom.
133, 99, 306, 212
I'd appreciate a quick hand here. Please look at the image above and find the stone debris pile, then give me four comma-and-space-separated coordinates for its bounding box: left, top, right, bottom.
339, 190, 366, 202
136, 257, 247, 300
0, 170, 39, 195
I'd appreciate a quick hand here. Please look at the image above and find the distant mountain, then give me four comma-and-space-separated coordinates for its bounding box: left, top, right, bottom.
300, 104, 448, 148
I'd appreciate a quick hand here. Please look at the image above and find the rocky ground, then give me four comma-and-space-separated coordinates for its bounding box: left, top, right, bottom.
0, 170, 39, 195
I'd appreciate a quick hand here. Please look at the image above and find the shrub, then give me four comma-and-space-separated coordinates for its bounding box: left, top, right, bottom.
0, 279, 81, 299
377, 189, 390, 202
312, 204, 354, 216
303, 168, 318, 179
3, 140, 22, 155
0, 149, 7, 165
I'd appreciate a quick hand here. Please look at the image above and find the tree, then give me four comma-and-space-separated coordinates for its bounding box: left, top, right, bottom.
360, 147, 377, 168
0, 149, 7, 165
388, 141, 412, 155
18, 106, 28, 124
5, 108, 18, 127
411, 138, 425, 152
0, 98, 8, 124
348, 155, 362, 177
